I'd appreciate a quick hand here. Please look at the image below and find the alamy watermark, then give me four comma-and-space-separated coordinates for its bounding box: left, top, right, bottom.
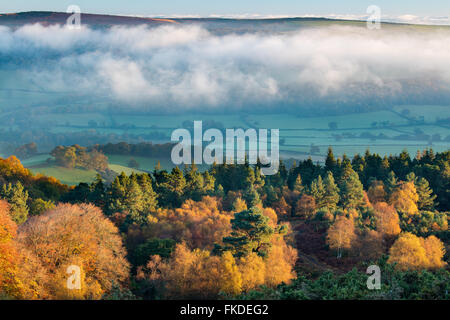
366, 265, 381, 290
66, 5, 81, 29
367, 5, 381, 30
171, 121, 279, 175
66, 265, 81, 290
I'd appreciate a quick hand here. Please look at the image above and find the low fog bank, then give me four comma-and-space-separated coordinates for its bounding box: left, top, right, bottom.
1, 23, 450, 113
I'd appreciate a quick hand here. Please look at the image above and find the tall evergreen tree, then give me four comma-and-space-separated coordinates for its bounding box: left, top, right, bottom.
339, 168, 365, 209
308, 175, 325, 208
217, 207, 278, 258
244, 185, 261, 208
415, 177, 437, 210
322, 171, 340, 210
138, 173, 158, 212
384, 171, 398, 197
325, 147, 337, 173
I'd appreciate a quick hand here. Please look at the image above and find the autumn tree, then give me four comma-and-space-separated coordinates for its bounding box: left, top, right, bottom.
18, 203, 130, 299
143, 243, 241, 299
295, 194, 316, 219
389, 181, 419, 215
232, 197, 248, 213
263, 237, 297, 287
0, 201, 21, 298
326, 215, 356, 258
388, 233, 446, 271
146, 196, 232, 250
272, 196, 291, 218
373, 202, 401, 240
420, 235, 446, 269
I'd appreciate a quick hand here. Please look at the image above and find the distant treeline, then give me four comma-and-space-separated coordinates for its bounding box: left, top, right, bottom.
92, 142, 174, 158
0, 129, 169, 155
51, 145, 108, 171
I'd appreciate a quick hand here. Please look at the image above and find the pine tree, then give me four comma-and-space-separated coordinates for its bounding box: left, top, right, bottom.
339, 168, 365, 209
384, 171, 398, 197
415, 177, 437, 210
219, 207, 275, 258
322, 171, 340, 210
244, 185, 261, 208
215, 184, 225, 198
325, 147, 337, 173
138, 173, 158, 212
125, 176, 146, 224
107, 173, 128, 214
308, 175, 325, 208
406, 172, 417, 183
88, 174, 105, 208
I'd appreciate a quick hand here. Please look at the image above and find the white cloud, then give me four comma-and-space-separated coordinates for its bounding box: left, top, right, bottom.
1, 23, 450, 111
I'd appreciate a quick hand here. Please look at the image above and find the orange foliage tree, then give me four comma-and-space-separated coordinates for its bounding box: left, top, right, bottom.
295, 194, 316, 219
18, 203, 129, 299
373, 202, 401, 240
0, 201, 21, 298
145, 196, 233, 250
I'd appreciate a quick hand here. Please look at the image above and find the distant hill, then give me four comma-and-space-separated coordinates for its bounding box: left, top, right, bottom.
0, 11, 370, 31
0, 11, 178, 28
1, 11, 447, 33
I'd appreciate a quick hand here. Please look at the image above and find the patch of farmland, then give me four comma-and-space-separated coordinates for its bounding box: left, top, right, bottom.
28, 166, 97, 185
393, 105, 450, 123
36, 112, 112, 127
248, 111, 408, 130
106, 154, 175, 172
110, 114, 248, 129
109, 164, 146, 176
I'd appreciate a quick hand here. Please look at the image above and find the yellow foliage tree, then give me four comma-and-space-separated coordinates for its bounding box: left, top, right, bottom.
238, 253, 265, 292
263, 238, 297, 286
219, 251, 242, 296
373, 202, 401, 240
388, 233, 446, 271
326, 215, 356, 258
420, 235, 446, 269
389, 181, 419, 215
0, 201, 21, 298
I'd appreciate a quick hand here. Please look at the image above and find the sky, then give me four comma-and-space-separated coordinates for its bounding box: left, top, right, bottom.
1, 0, 449, 18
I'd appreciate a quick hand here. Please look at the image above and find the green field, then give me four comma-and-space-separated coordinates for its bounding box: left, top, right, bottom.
106, 155, 175, 172
24, 107, 449, 160
23, 154, 175, 185
29, 165, 98, 185
10, 104, 450, 186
